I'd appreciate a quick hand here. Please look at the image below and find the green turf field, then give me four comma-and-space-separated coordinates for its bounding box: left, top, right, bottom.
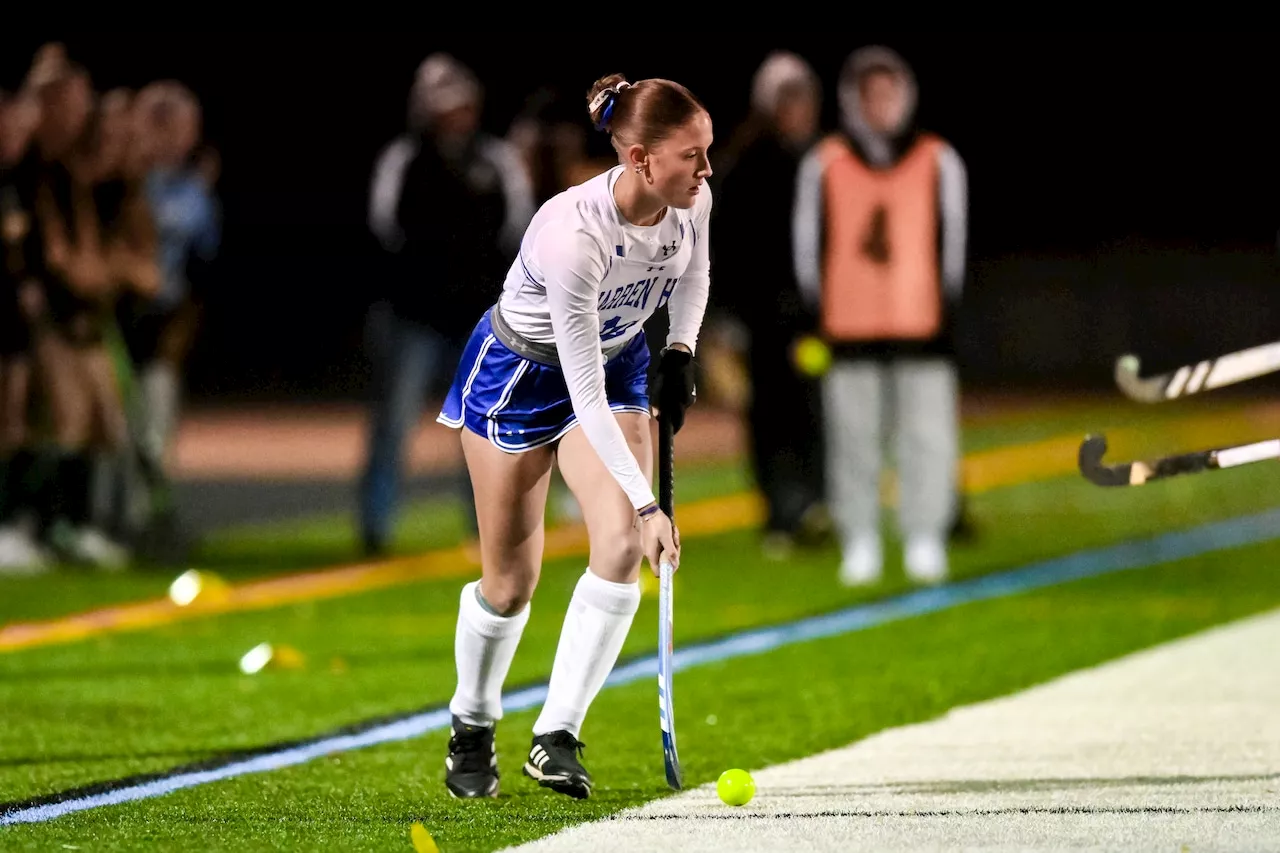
2, 394, 1279, 851
2, 390, 1267, 626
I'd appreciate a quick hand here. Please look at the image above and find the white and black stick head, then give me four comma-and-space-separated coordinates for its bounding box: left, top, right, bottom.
1114, 354, 1169, 403
1078, 433, 1138, 486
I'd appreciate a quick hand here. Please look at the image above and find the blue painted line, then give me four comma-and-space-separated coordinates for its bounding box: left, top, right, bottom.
5, 506, 1280, 827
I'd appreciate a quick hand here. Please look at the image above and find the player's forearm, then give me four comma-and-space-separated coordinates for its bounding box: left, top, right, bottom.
547, 271, 657, 511
666, 275, 709, 353
560, 339, 657, 509
574, 404, 658, 510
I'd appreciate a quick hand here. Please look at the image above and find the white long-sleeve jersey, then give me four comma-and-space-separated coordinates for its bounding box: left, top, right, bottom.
500, 165, 712, 510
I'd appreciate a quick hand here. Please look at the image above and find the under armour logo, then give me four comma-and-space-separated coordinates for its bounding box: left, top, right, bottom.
600, 315, 639, 341
659, 240, 677, 257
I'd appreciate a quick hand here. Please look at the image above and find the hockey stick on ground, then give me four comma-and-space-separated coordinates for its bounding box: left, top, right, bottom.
1115, 340, 1280, 402
656, 414, 683, 791
1078, 432, 1280, 487
103, 319, 174, 513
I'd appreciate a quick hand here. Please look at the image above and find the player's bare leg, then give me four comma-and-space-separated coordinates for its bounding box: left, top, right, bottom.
35, 331, 95, 556
0, 356, 49, 573
35, 332, 128, 569
0, 357, 30, 452
444, 429, 554, 798
522, 411, 652, 799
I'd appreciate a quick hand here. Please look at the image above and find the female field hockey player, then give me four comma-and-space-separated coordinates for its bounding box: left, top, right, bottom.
435, 72, 713, 800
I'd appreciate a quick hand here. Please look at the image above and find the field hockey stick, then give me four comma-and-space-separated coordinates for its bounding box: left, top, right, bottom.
657, 414, 683, 790
1115, 340, 1280, 403
103, 318, 174, 517
1078, 432, 1280, 487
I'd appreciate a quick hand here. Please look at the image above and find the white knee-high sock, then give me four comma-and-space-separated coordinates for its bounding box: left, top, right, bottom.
533, 569, 641, 739
449, 580, 530, 727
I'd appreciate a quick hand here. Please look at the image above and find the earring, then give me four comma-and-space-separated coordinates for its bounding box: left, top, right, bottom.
634, 165, 644, 174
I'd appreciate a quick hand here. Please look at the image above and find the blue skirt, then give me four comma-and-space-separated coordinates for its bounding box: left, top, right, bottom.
436, 311, 651, 452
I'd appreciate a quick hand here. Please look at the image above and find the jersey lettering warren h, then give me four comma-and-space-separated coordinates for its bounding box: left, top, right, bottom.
595, 219, 693, 344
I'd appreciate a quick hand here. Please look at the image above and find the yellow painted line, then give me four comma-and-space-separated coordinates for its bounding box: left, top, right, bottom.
0, 493, 762, 654
0, 551, 468, 652
5, 402, 1279, 654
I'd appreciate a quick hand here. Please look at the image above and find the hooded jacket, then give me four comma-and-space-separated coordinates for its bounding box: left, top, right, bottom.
792, 46, 968, 358
367, 54, 534, 334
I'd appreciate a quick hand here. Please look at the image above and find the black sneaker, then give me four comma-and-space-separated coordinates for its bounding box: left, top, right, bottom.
522, 730, 592, 799
445, 716, 499, 798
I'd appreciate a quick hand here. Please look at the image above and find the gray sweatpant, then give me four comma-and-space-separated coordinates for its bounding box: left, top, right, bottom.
821, 357, 959, 544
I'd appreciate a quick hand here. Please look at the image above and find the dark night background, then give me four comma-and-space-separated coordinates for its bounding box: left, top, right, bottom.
4, 32, 1278, 403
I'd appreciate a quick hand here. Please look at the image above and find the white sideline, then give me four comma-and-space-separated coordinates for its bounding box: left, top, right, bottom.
503, 606, 1280, 852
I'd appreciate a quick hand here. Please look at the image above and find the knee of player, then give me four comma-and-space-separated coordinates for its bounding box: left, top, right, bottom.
480, 573, 537, 615
594, 528, 644, 573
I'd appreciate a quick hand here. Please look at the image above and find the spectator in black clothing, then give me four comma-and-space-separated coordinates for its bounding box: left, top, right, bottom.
27, 64, 159, 569
359, 53, 534, 557
711, 51, 828, 558
0, 85, 48, 572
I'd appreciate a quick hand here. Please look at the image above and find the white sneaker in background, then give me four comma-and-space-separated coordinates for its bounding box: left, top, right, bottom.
0, 525, 52, 576
62, 525, 130, 571
904, 534, 948, 585
839, 534, 882, 587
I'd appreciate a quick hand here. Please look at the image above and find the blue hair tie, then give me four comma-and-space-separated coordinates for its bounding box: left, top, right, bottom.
597, 96, 617, 131
591, 81, 631, 131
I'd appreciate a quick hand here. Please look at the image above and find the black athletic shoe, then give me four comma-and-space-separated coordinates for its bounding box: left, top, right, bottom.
445, 716, 499, 798
523, 730, 592, 799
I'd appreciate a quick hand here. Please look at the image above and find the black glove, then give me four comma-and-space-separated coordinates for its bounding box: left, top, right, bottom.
651, 347, 696, 433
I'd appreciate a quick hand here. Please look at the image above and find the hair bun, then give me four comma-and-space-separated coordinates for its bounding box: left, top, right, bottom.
589, 80, 631, 131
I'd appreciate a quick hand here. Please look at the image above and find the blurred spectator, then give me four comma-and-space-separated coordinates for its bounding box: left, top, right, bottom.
24, 42, 68, 92
506, 86, 591, 207
793, 45, 968, 586
711, 51, 828, 559
0, 86, 46, 572
116, 79, 221, 541
360, 52, 534, 557
25, 59, 160, 568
